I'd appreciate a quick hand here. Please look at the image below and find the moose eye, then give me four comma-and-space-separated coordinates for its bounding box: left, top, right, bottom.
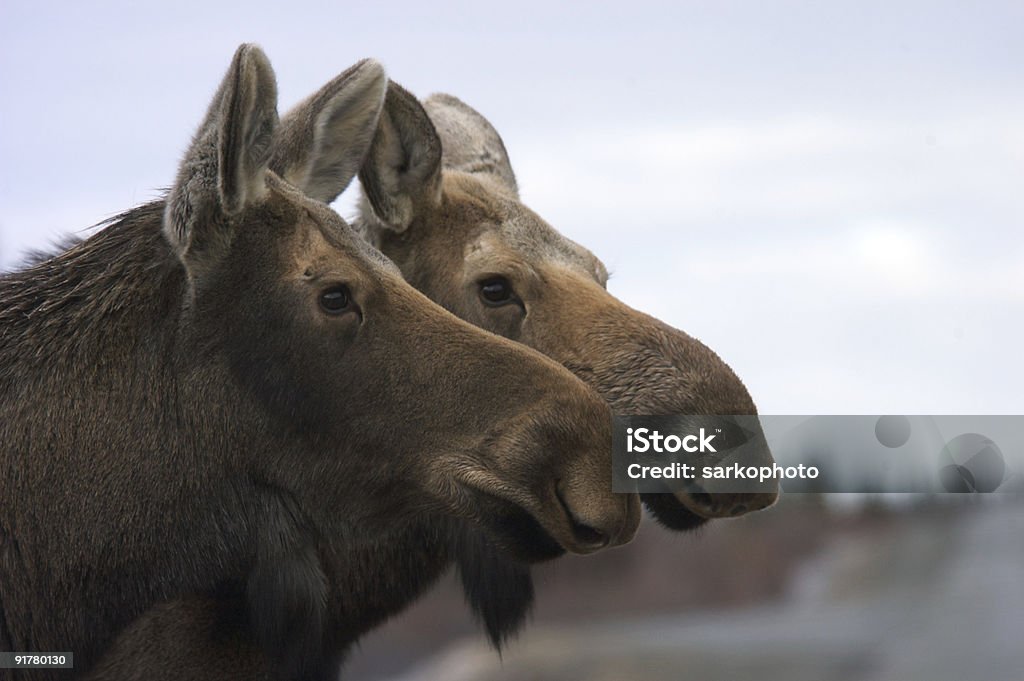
479, 277, 516, 307
319, 285, 352, 314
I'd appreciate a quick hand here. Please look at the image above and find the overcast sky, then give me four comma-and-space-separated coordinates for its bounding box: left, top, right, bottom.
2, 1, 1021, 414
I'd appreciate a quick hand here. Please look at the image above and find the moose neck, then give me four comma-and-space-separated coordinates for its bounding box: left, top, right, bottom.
0, 202, 275, 668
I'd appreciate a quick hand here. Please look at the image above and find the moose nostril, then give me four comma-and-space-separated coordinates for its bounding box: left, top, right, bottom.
690, 491, 713, 510
555, 483, 610, 549
684, 482, 715, 511
570, 521, 609, 549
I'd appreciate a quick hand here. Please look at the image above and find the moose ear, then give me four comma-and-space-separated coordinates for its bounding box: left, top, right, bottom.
358, 80, 442, 233
164, 44, 278, 267
270, 59, 387, 204
422, 93, 518, 197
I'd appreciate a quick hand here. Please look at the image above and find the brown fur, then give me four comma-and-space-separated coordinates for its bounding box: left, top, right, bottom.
89, 79, 781, 681
354, 84, 781, 645
82, 75, 781, 681
359, 85, 779, 525
0, 48, 639, 681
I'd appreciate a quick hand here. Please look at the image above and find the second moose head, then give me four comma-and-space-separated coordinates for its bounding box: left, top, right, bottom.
353, 83, 779, 531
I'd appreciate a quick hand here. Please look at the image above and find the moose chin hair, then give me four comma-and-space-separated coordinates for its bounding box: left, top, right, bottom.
451, 519, 540, 650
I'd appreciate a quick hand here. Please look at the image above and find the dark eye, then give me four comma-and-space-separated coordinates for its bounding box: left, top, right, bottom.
319, 285, 352, 314
479, 277, 515, 306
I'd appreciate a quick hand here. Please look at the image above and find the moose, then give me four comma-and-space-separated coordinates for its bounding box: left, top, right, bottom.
357, 83, 779, 528
0, 45, 642, 681
352, 80, 780, 645
83, 76, 778, 680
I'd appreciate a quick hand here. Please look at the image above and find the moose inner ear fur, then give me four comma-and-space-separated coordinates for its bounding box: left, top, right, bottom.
270, 59, 388, 205
164, 43, 279, 271
358, 80, 443, 233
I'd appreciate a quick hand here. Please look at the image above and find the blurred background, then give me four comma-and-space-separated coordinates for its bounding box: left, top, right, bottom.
2, 2, 1021, 679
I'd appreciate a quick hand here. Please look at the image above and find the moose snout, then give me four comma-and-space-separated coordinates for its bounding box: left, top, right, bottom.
674, 424, 780, 519
508, 373, 641, 555
448, 357, 642, 561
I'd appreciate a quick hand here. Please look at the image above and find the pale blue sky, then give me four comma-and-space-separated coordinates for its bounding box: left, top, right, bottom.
2, 1, 1021, 414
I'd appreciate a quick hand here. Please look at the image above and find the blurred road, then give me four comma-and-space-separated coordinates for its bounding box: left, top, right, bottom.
384, 501, 1023, 681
